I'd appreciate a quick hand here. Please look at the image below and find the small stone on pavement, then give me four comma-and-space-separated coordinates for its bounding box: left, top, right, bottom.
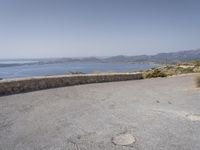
112, 133, 136, 146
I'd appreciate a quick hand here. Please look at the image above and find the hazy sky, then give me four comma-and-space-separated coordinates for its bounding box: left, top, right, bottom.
0, 0, 200, 58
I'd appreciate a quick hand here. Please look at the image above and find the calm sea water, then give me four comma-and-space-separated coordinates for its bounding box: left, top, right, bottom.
0, 62, 158, 79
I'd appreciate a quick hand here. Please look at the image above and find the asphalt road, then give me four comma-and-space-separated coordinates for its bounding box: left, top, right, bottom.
0, 74, 200, 150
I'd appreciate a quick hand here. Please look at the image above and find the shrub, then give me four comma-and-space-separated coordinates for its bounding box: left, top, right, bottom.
70, 71, 85, 74
175, 67, 194, 74
165, 65, 174, 70
194, 61, 200, 67
144, 69, 167, 78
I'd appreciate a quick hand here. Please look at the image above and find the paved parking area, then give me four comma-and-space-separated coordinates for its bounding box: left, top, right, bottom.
0, 74, 200, 150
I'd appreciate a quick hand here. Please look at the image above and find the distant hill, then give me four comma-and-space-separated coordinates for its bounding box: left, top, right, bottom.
1, 49, 200, 66
46, 48, 200, 64
104, 49, 200, 64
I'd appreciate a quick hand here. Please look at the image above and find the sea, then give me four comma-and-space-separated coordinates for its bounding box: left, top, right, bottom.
0, 61, 159, 79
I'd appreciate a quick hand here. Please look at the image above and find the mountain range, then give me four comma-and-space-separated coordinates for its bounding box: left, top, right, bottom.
41, 49, 200, 64
104, 49, 200, 64
1, 49, 200, 66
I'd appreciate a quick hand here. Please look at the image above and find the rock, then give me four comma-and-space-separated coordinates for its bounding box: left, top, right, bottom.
186, 114, 200, 121
112, 133, 136, 146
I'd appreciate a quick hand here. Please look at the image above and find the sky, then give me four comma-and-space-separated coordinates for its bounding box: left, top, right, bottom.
0, 0, 200, 58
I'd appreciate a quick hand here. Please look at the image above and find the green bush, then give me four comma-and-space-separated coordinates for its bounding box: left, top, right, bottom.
145, 69, 167, 78
176, 67, 194, 74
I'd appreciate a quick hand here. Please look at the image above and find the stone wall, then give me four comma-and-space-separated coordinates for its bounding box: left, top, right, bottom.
0, 73, 142, 96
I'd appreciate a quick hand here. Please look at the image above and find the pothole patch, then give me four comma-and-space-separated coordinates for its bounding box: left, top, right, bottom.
186, 114, 200, 121
112, 133, 136, 146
